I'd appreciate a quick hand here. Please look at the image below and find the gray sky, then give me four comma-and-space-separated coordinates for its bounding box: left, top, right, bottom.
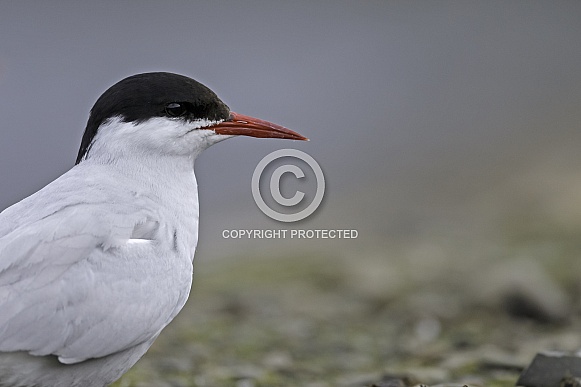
1, 1, 581, 258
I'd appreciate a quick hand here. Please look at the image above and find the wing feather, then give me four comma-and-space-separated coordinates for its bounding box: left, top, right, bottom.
0, 201, 192, 363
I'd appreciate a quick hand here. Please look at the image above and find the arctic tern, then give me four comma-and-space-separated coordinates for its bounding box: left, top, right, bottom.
0, 72, 307, 386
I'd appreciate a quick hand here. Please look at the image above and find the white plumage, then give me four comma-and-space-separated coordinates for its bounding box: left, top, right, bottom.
0, 122, 205, 386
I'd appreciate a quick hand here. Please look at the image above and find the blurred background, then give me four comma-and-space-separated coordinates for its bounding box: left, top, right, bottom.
1, 1, 581, 386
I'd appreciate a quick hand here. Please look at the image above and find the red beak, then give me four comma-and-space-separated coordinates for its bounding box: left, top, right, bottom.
210, 112, 308, 141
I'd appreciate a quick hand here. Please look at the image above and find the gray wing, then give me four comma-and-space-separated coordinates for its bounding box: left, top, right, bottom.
0, 200, 192, 364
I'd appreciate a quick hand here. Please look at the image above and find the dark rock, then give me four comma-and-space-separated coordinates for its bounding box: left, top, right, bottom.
518, 351, 581, 387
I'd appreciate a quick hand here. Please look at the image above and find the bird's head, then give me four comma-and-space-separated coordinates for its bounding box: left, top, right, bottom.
76, 72, 307, 164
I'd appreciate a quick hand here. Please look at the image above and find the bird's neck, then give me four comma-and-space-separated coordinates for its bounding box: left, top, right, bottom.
83, 149, 199, 205
81, 152, 201, 258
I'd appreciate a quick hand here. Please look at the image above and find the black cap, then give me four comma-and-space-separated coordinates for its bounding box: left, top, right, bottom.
76, 72, 230, 164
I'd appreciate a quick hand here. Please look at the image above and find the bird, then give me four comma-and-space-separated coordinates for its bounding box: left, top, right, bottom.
0, 72, 307, 387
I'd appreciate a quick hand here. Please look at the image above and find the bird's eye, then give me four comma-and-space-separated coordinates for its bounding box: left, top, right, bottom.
165, 102, 187, 117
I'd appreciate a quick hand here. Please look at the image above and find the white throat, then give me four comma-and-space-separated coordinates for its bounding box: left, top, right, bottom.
76, 116, 232, 215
